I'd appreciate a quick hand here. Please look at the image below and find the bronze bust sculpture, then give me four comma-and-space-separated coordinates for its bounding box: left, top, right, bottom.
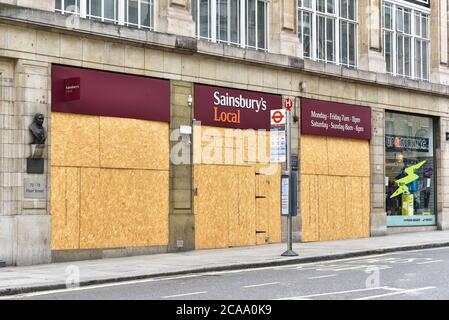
29, 113, 47, 145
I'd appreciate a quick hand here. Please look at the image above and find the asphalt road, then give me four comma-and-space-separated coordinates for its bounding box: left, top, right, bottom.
3, 247, 449, 300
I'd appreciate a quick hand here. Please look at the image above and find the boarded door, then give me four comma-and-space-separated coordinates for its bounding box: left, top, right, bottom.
301, 135, 370, 241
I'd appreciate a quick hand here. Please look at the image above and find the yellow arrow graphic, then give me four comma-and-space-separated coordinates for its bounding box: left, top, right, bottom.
390, 160, 427, 199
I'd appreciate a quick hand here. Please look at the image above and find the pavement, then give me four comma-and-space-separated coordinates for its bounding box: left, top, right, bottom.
1, 230, 449, 296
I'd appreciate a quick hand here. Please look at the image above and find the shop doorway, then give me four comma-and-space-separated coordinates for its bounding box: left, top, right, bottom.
193, 164, 281, 249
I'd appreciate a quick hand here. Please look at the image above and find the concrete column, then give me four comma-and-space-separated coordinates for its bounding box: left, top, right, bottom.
437, 117, 449, 230
430, 0, 449, 84
168, 80, 195, 252
157, 0, 196, 37
370, 108, 387, 237
0, 59, 51, 266
270, 0, 302, 57
358, 0, 386, 73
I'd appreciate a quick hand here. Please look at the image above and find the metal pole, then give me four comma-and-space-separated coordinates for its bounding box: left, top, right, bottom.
282, 111, 298, 257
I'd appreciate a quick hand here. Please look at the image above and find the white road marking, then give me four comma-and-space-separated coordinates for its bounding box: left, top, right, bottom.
417, 260, 443, 265
162, 291, 208, 299
355, 287, 435, 300
243, 282, 280, 288
307, 274, 338, 280
276, 287, 390, 300
0, 274, 204, 299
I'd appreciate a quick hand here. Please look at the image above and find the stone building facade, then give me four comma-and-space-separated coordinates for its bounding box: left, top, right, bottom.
1, 0, 449, 266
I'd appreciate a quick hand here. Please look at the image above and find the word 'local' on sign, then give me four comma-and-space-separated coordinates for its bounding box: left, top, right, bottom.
194, 84, 282, 130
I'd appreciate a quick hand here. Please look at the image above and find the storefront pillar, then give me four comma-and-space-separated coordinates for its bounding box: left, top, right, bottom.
168, 81, 196, 251
0, 59, 52, 266
437, 117, 449, 230
370, 108, 387, 236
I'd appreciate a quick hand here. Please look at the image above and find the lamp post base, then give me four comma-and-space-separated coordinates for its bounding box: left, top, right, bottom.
281, 250, 298, 257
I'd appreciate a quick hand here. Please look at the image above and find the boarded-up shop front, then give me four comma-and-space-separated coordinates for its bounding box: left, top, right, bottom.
50, 65, 170, 251
193, 85, 283, 249
300, 98, 372, 242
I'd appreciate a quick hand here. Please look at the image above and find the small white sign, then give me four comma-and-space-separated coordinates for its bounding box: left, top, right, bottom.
270, 127, 286, 163
270, 109, 287, 126
281, 176, 289, 216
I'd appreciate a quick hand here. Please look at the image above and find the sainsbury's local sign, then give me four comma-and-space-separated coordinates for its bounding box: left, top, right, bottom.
194, 84, 282, 130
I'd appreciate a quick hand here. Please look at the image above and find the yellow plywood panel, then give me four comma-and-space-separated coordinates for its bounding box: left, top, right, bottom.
194, 165, 230, 249
228, 167, 241, 247
51, 112, 100, 167
51, 167, 80, 250
301, 175, 319, 242
301, 135, 329, 175
334, 176, 348, 240
236, 165, 256, 246
350, 177, 364, 238
361, 177, 371, 237
256, 233, 267, 245
197, 127, 272, 166
79, 168, 169, 249
100, 117, 169, 170
266, 165, 282, 244
317, 175, 330, 242
327, 138, 370, 177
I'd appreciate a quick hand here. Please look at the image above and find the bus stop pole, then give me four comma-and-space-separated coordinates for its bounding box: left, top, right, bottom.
282, 111, 298, 257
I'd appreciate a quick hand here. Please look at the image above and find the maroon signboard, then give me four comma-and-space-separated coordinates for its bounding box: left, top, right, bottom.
52, 65, 170, 122
194, 84, 282, 130
301, 98, 372, 140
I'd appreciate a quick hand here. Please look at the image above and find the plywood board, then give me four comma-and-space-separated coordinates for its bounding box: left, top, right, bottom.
51, 167, 80, 250
51, 112, 100, 167
236, 165, 256, 246
301, 135, 329, 175
100, 117, 169, 170
317, 175, 330, 242
266, 165, 282, 244
228, 167, 241, 247
300, 174, 319, 242
327, 137, 370, 177
194, 165, 231, 249
79, 168, 169, 249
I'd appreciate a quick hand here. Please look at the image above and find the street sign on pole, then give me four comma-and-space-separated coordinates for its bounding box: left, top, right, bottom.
281, 110, 298, 257
284, 98, 293, 111
270, 109, 287, 163
281, 171, 290, 216
270, 109, 287, 126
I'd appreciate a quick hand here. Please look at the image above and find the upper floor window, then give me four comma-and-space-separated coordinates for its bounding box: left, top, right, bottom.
382, 1, 429, 81
192, 0, 268, 51
298, 0, 358, 68
55, 0, 155, 30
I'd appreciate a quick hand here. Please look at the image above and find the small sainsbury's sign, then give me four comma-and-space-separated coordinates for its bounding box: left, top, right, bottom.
194, 84, 282, 130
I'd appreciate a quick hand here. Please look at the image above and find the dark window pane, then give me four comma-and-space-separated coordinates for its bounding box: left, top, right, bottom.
257, 0, 266, 49
141, 0, 152, 27
247, 0, 256, 47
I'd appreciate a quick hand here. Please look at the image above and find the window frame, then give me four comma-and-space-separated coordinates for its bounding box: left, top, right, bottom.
192, 0, 269, 51
55, 0, 155, 31
297, 0, 359, 68
382, 0, 430, 81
